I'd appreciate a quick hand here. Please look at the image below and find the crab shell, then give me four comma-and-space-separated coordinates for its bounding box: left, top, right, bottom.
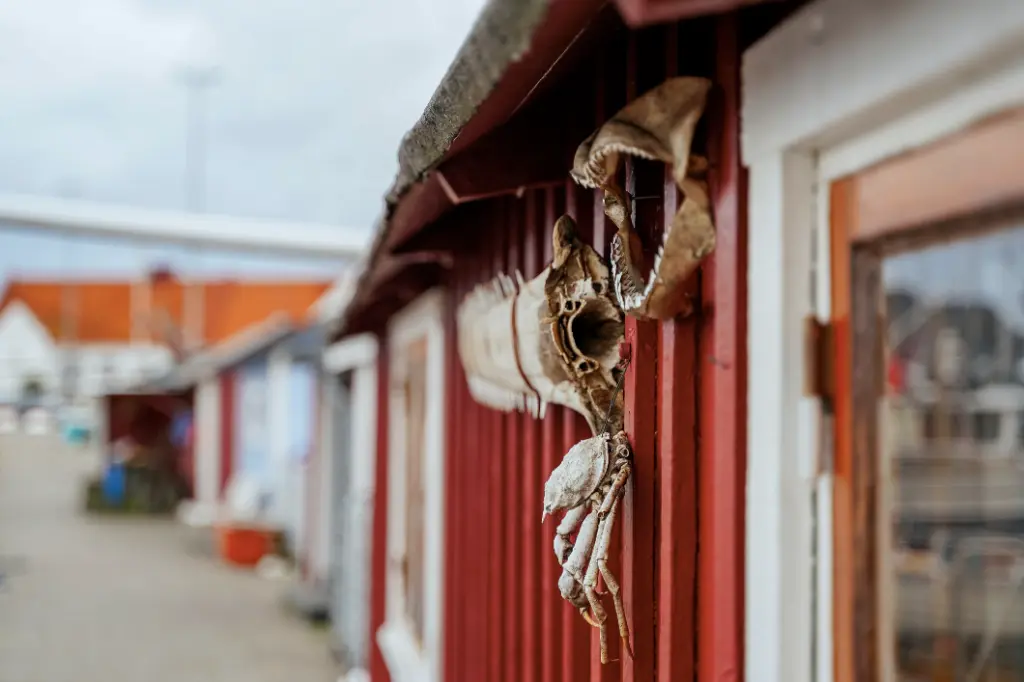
542, 433, 611, 519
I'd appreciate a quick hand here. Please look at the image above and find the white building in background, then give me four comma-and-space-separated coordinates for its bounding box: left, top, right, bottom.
0, 277, 176, 409
0, 299, 62, 404
0, 270, 333, 416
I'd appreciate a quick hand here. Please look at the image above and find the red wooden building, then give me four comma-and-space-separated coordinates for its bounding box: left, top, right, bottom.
332, 2, 780, 680
328, 0, 1024, 681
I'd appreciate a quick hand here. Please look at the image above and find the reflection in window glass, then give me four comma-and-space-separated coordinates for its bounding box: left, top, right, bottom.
884, 225, 1024, 682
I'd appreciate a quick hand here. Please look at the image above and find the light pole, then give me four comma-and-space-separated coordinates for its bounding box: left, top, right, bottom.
179, 65, 220, 213
178, 64, 220, 351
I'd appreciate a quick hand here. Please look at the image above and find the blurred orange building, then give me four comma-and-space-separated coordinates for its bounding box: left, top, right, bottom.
0, 268, 330, 403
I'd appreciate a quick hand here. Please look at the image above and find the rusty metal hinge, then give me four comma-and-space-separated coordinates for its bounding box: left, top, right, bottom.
803, 316, 835, 408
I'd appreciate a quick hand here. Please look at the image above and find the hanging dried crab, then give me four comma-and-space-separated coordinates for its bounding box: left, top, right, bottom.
571, 76, 715, 320
456, 214, 625, 432
458, 213, 633, 663
542, 361, 633, 664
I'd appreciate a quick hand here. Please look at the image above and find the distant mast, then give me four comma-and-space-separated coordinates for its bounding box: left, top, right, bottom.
178, 62, 221, 352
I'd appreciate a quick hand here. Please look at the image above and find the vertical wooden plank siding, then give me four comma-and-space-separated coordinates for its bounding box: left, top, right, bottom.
487, 219, 507, 682
620, 26, 662, 682
428, 15, 745, 682
698, 14, 746, 682
521, 191, 544, 682
564, 179, 596, 682
442, 271, 463, 682
467, 273, 490, 682
593, 36, 628, 682
503, 198, 524, 682
541, 404, 565, 682
656, 20, 700, 682
369, 340, 391, 682
540, 184, 566, 682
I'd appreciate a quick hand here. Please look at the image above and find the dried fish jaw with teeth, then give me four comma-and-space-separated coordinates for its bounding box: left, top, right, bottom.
571, 76, 716, 321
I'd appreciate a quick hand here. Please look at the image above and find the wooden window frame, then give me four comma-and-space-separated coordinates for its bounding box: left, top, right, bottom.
830, 112, 1024, 682
743, 2, 1024, 682
377, 289, 446, 682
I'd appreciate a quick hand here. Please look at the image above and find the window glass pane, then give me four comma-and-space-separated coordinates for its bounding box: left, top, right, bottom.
884, 224, 1024, 682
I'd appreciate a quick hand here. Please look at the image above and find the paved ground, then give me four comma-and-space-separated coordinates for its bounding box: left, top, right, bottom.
0, 434, 339, 682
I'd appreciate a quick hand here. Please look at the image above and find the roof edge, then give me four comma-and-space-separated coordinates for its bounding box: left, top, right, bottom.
333, 0, 604, 339
388, 0, 555, 199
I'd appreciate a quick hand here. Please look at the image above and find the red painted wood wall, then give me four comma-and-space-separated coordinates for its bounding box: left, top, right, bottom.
369, 343, 390, 682
368, 12, 746, 682
218, 370, 235, 496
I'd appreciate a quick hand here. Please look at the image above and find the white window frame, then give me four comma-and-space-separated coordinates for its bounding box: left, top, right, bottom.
742, 2, 1024, 682
376, 289, 446, 682
316, 332, 379, 584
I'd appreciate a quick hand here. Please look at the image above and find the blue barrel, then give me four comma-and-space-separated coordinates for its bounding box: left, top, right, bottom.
102, 461, 127, 505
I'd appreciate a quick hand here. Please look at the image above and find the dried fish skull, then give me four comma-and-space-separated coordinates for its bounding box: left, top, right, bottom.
457, 215, 625, 432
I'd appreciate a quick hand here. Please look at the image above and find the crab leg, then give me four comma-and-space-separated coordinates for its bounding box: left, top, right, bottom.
599, 464, 630, 515
553, 505, 596, 625
557, 509, 601, 626
561, 510, 599, 586
584, 466, 632, 663
582, 512, 612, 659
557, 571, 599, 626
553, 504, 587, 564
597, 495, 633, 661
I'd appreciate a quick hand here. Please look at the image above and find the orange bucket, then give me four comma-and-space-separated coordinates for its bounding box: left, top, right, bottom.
216, 523, 274, 567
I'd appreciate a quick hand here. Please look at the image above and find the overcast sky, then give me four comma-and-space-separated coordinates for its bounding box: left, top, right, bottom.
0, 0, 485, 281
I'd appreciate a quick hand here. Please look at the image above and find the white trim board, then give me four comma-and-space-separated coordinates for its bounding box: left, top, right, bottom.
376, 289, 446, 682
323, 333, 378, 374
194, 376, 222, 508
742, 2, 1024, 682
309, 376, 336, 583
742, 0, 1024, 161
